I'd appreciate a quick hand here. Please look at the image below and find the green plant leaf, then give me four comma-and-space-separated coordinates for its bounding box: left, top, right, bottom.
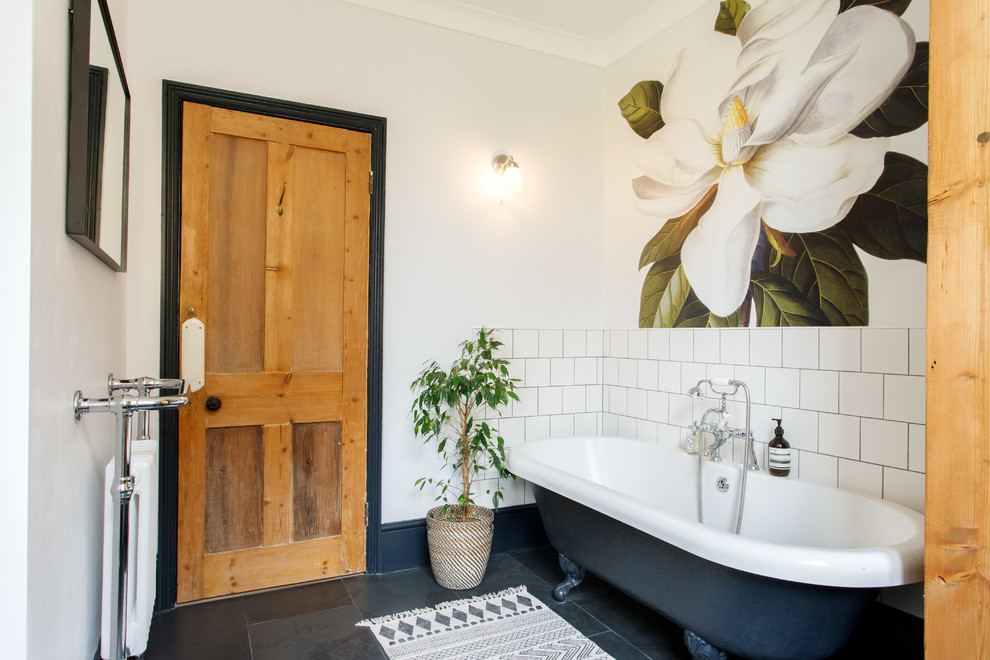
838, 0, 910, 14
770, 230, 869, 326
751, 271, 830, 326
852, 42, 928, 138
408, 327, 517, 510
838, 152, 927, 263
618, 81, 665, 139
714, 0, 751, 36
638, 186, 717, 269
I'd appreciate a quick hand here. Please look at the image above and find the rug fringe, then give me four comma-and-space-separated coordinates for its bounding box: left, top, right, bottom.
432, 585, 529, 611
355, 585, 530, 628
356, 605, 438, 627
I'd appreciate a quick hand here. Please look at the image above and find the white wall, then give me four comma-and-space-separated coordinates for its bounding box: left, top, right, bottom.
0, 2, 34, 656
601, 1, 929, 328
19, 0, 131, 658
124, 0, 606, 524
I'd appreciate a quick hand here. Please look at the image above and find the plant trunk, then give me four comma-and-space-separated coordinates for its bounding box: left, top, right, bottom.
461, 429, 470, 522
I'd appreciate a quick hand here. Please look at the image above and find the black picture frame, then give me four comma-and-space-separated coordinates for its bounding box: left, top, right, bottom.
66, 0, 130, 272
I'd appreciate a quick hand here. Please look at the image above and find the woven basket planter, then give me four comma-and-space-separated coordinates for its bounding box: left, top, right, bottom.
426, 505, 494, 590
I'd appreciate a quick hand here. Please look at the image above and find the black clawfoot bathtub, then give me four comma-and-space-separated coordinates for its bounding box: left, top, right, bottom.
507, 437, 924, 660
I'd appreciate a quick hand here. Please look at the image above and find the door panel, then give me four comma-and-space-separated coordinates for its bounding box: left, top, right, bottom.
205, 134, 267, 374
291, 147, 345, 373
177, 102, 369, 602
292, 422, 342, 542
204, 426, 264, 553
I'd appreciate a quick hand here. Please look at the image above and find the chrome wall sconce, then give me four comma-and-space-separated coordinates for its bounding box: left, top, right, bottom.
492, 153, 522, 199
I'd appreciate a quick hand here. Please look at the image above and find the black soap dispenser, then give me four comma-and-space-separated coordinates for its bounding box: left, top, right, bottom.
768, 418, 791, 477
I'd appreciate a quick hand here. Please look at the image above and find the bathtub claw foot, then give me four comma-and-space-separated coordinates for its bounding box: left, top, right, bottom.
553, 553, 586, 602
684, 630, 726, 660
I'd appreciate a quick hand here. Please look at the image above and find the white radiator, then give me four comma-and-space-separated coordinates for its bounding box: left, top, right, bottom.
100, 440, 159, 659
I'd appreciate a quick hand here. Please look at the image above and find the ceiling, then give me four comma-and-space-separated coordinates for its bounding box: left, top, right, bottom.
336, 0, 709, 67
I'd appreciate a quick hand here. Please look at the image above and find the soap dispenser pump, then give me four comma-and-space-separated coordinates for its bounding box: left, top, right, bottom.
768, 418, 791, 477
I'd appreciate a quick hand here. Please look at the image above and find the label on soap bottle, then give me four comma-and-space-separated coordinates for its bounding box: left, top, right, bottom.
768, 447, 791, 471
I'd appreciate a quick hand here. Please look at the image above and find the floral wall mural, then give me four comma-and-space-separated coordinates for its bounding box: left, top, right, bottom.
621, 0, 928, 328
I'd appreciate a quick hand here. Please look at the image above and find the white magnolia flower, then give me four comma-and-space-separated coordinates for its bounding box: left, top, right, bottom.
634, 0, 915, 317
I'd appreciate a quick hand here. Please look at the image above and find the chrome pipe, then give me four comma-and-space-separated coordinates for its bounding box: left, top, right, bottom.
143, 377, 185, 391
121, 395, 188, 411
686, 378, 756, 535
106, 375, 186, 442
109, 402, 133, 660
73, 380, 188, 660
73, 390, 112, 420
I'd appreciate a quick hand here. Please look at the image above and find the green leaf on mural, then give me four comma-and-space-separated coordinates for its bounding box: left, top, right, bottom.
771, 230, 869, 326
639, 255, 740, 328
763, 222, 797, 268
640, 254, 681, 327
676, 291, 740, 328
714, 0, 751, 36
838, 0, 910, 15
751, 272, 830, 327
638, 186, 717, 269
852, 42, 928, 138
838, 151, 927, 262
619, 81, 665, 139
656, 263, 693, 328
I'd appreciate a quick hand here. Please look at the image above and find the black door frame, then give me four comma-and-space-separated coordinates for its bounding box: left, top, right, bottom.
157, 80, 385, 611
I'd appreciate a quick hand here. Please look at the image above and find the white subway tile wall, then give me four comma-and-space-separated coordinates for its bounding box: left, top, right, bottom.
749, 328, 782, 367
563, 330, 587, 357
820, 328, 861, 371
861, 328, 909, 375
484, 328, 925, 511
720, 329, 750, 365
539, 330, 563, 358
783, 328, 819, 369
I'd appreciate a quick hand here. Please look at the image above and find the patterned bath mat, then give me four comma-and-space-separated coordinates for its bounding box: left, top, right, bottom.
356, 585, 614, 659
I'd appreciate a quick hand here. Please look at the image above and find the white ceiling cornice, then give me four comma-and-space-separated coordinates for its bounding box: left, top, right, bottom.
336, 0, 710, 67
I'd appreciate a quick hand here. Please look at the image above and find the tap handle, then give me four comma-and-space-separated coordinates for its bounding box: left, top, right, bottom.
145, 377, 185, 392
121, 395, 189, 412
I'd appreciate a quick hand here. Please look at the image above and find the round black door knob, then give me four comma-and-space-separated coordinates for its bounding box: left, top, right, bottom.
205, 396, 222, 411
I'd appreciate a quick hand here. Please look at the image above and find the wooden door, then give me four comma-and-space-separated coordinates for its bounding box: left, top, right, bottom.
176, 102, 370, 602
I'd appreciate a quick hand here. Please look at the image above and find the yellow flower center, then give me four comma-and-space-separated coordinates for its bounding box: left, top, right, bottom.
722, 96, 749, 134
720, 96, 752, 166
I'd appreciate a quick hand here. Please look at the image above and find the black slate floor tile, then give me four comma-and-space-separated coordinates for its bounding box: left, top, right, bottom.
571, 586, 686, 651
828, 602, 923, 659
459, 553, 552, 599
243, 577, 353, 624
635, 642, 694, 660
141, 548, 923, 660
144, 596, 251, 660
343, 566, 457, 619
249, 604, 386, 660
589, 631, 651, 660
510, 545, 608, 596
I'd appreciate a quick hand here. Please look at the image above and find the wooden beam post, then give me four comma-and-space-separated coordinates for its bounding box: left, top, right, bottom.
927, 0, 990, 656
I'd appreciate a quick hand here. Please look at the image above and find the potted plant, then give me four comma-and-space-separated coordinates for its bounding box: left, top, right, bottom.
410, 327, 519, 589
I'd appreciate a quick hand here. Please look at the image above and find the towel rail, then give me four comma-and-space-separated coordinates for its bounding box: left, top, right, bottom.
73, 376, 188, 660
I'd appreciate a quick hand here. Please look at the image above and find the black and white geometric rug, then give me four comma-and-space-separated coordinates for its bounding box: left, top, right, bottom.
356, 585, 614, 659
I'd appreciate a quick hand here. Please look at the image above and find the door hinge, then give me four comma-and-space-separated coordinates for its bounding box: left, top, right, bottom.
368, 171, 374, 195
364, 501, 369, 528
